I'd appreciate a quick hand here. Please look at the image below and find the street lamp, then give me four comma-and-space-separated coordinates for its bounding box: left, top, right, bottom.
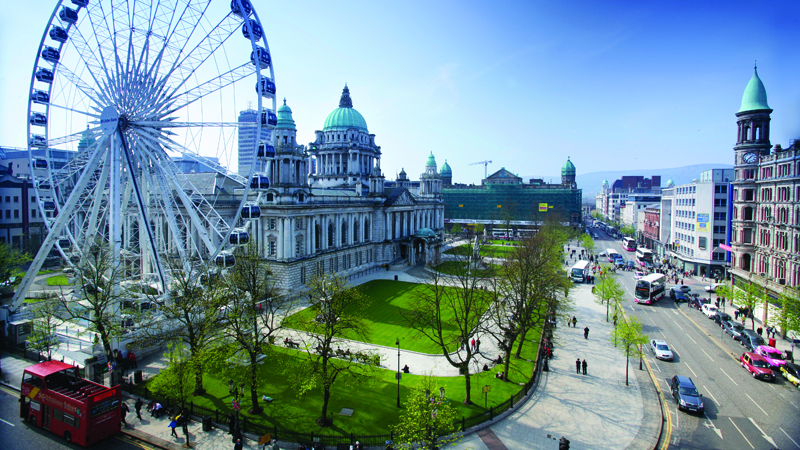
396, 338, 401, 408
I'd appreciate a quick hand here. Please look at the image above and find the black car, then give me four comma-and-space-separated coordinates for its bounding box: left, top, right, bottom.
712, 312, 732, 326
740, 329, 765, 352
669, 375, 704, 413
723, 321, 745, 340
690, 296, 709, 310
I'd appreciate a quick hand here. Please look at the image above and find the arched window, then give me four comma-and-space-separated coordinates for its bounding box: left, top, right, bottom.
743, 207, 753, 221
315, 222, 322, 251
328, 221, 335, 247
353, 221, 359, 243
364, 219, 370, 241
341, 220, 348, 246
741, 253, 752, 271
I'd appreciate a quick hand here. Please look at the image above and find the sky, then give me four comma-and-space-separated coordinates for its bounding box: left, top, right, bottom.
1, 0, 798, 186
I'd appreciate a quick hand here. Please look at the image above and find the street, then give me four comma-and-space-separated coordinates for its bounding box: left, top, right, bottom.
593, 229, 800, 450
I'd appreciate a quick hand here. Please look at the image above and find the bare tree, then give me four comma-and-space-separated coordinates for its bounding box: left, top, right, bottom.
289, 273, 379, 427
27, 295, 64, 360
404, 254, 494, 404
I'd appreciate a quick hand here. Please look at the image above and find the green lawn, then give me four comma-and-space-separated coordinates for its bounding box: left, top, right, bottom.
433, 261, 500, 276
443, 244, 517, 259
140, 336, 540, 437
487, 240, 521, 246
46, 275, 71, 286
284, 280, 485, 354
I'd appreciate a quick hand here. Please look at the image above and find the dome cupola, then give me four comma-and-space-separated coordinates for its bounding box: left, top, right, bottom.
739, 66, 771, 113
323, 84, 368, 132
425, 152, 437, 169
561, 157, 576, 176
275, 98, 296, 130
440, 160, 452, 175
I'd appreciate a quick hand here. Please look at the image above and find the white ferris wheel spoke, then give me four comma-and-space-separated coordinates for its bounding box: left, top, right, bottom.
65, 25, 115, 106
46, 102, 101, 120
151, 63, 255, 118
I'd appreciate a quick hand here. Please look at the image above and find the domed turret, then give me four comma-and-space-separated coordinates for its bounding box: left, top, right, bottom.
666, 178, 675, 188
561, 156, 576, 187
440, 159, 452, 175
425, 152, 437, 169
275, 98, 296, 130
739, 66, 771, 113
323, 84, 368, 132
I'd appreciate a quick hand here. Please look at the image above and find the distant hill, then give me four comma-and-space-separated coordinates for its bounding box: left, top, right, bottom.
570, 163, 733, 202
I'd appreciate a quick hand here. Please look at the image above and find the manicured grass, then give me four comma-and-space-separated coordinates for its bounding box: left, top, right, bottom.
444, 244, 517, 259
46, 275, 71, 286
433, 261, 500, 276
487, 240, 521, 246
443, 244, 472, 256
140, 337, 540, 436
284, 280, 486, 354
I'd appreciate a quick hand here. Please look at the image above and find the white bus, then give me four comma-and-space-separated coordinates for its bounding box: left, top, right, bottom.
635, 273, 667, 304
622, 237, 636, 252
570, 260, 591, 283
636, 248, 654, 267
606, 248, 622, 264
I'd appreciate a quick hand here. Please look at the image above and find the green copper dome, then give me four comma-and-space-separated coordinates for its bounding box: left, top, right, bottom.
276, 99, 296, 130
739, 67, 771, 113
323, 85, 368, 132
440, 159, 452, 175
561, 157, 576, 176
414, 228, 436, 238
426, 152, 437, 168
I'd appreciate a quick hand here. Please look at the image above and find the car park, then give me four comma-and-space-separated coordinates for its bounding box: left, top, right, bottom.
780, 362, 800, 388
701, 304, 718, 318
755, 345, 786, 370
651, 339, 674, 361
724, 321, 745, 340
711, 312, 732, 326
669, 375, 704, 413
741, 352, 774, 381
740, 330, 765, 352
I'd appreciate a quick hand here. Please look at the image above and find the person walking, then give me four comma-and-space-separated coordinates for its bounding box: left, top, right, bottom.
135, 397, 143, 420
121, 402, 129, 426
169, 416, 179, 438
129, 351, 137, 369
575, 358, 581, 374
476, 339, 481, 352
582, 359, 588, 375
572, 316, 577, 328
470, 338, 476, 352
584, 327, 590, 339
234, 439, 243, 450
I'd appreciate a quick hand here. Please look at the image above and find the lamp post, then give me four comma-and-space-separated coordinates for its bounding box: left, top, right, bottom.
396, 338, 401, 408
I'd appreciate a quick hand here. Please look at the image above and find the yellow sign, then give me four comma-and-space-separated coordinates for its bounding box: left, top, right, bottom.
497, 205, 502, 208
29, 387, 40, 399
482, 385, 491, 393
539, 203, 548, 212
458, 204, 463, 207
697, 222, 709, 232
258, 434, 271, 445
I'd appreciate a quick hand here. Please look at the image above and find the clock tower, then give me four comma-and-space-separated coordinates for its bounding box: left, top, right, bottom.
731, 66, 772, 276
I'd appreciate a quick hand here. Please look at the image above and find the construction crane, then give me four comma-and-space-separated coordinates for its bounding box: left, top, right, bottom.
469, 160, 492, 178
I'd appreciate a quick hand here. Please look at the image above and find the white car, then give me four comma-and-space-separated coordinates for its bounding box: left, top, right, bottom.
651, 339, 674, 361
701, 304, 718, 318
634, 271, 645, 280
704, 283, 722, 292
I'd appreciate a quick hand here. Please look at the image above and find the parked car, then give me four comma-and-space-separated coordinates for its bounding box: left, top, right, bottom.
634, 271, 645, 280
723, 321, 745, 340
673, 285, 692, 294
651, 339, 674, 361
704, 283, 723, 292
701, 304, 719, 318
711, 312, 732, 327
669, 375, 704, 413
690, 297, 709, 310
740, 330, 765, 352
626, 260, 636, 270
672, 291, 688, 303
741, 352, 774, 381
780, 362, 800, 388
755, 345, 786, 370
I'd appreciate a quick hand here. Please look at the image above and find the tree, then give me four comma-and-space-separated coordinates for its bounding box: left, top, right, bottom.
489, 224, 572, 380
579, 234, 596, 256
148, 342, 195, 409
221, 242, 291, 414
55, 243, 128, 378
594, 274, 625, 322
451, 223, 463, 235
474, 223, 485, 237
404, 254, 494, 404
776, 288, 800, 340
139, 259, 226, 394
26, 296, 64, 360
0, 241, 30, 285
391, 373, 460, 450
609, 316, 648, 385
289, 273, 378, 426
620, 225, 636, 237
733, 281, 765, 330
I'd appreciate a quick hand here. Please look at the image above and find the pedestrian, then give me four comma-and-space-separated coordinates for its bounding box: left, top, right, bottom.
613, 314, 617, 327
471, 338, 476, 352
772, 327, 777, 339
575, 358, 581, 374
135, 397, 143, 420
476, 339, 481, 352
582, 359, 588, 375
181, 411, 191, 447
226, 413, 234, 435
169, 416, 179, 438
757, 327, 763, 336
129, 350, 137, 369
234, 439, 243, 450
121, 402, 129, 426
572, 316, 577, 328
584, 327, 590, 339
734, 309, 739, 320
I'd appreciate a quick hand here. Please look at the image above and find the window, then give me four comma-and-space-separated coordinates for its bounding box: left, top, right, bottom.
267, 218, 277, 230
714, 198, 727, 207
713, 225, 726, 234
4, 211, 9, 219
3, 196, 9, 202
13, 210, 19, 219
268, 239, 277, 257
31, 209, 36, 218
13, 196, 19, 203
698, 237, 707, 249
714, 212, 726, 221
715, 185, 728, 194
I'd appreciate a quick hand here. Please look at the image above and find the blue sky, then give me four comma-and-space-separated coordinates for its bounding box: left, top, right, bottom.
1, 0, 798, 186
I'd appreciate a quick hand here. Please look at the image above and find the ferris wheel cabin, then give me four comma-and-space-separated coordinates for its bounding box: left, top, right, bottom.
36, 179, 52, 190
215, 252, 236, 268
230, 0, 252, 17
250, 174, 270, 190
31, 90, 50, 104
71, 0, 89, 7
42, 201, 57, 212
30, 113, 47, 126
33, 158, 49, 169
250, 47, 271, 69
41, 46, 60, 64
35, 68, 54, 83
257, 142, 275, 158
229, 230, 250, 246
261, 110, 277, 126
30, 135, 48, 148
241, 204, 261, 219
256, 77, 276, 97
242, 20, 262, 41
59, 7, 79, 24
49, 26, 68, 43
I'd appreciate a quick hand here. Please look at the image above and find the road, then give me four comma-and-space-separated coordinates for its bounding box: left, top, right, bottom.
590, 228, 800, 450
0, 385, 148, 450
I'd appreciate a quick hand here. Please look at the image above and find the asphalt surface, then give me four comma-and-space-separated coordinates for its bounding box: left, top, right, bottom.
593, 228, 800, 450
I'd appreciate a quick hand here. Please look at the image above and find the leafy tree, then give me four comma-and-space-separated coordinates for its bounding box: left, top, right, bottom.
580, 234, 595, 256
148, 342, 195, 409
287, 273, 378, 426
776, 288, 800, 340
474, 223, 485, 236
391, 373, 460, 450
221, 242, 291, 414
609, 316, 648, 385
404, 254, 494, 404
26, 296, 64, 360
620, 225, 636, 236
0, 241, 30, 285
451, 223, 463, 235
733, 281, 765, 330
594, 274, 625, 322
489, 225, 572, 380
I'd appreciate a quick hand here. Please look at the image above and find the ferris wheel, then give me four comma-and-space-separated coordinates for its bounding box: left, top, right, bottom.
14, 0, 276, 307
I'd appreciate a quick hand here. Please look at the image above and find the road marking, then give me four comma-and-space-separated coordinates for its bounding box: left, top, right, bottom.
686, 334, 697, 344
701, 348, 714, 362
780, 427, 800, 449
748, 417, 777, 447
660, 331, 667, 338
703, 417, 723, 440
745, 393, 769, 416
702, 385, 719, 405
672, 309, 679, 316
673, 321, 684, 330
629, 305, 635, 312
685, 362, 698, 377
720, 368, 739, 386
649, 316, 657, 326
729, 417, 755, 449
0, 418, 14, 427
650, 358, 661, 373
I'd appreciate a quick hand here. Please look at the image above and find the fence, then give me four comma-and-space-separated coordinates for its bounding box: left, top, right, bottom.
133, 327, 547, 448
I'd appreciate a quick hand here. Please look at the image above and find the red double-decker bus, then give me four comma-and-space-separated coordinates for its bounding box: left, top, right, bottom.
20, 361, 121, 446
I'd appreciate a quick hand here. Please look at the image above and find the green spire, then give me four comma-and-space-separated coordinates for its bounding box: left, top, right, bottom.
426, 152, 437, 169
739, 65, 771, 113
275, 98, 296, 130
440, 159, 452, 175
561, 156, 576, 176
